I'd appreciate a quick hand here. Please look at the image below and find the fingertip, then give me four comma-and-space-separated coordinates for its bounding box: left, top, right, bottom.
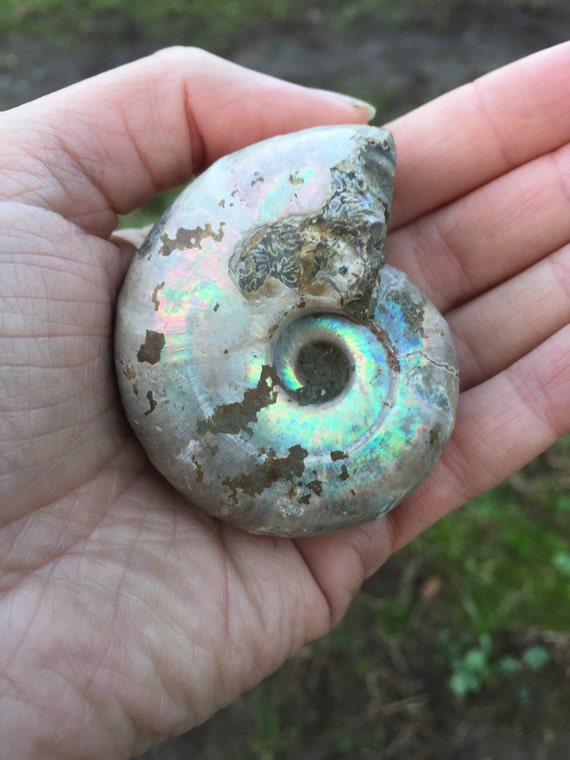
309, 89, 377, 124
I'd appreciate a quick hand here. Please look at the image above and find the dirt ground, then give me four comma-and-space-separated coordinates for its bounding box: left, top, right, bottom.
1, 3, 569, 117
2, 2, 569, 759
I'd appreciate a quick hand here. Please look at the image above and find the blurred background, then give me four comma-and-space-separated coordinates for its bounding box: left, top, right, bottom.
2, 1, 569, 758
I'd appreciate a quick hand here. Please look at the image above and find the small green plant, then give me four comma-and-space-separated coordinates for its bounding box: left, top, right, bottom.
552, 551, 570, 577
448, 633, 494, 698
443, 632, 552, 698
521, 644, 550, 671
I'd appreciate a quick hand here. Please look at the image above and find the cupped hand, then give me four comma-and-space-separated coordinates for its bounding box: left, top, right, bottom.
1, 45, 568, 759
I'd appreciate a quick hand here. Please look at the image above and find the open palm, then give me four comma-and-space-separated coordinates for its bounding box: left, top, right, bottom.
1, 45, 568, 759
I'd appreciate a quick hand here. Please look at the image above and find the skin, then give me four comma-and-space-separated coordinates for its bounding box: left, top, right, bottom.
0, 44, 568, 759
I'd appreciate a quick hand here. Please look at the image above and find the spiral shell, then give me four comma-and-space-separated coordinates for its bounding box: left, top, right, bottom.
115, 125, 459, 536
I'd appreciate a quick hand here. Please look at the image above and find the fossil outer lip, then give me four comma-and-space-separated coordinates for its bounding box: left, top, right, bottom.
114, 125, 459, 537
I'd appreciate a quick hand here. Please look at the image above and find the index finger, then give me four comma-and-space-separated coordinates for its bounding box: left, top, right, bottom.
388, 41, 570, 228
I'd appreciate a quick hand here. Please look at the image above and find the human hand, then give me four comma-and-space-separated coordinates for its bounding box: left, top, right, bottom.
1, 44, 568, 759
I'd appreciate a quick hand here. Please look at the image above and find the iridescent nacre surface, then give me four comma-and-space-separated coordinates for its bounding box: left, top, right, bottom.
115, 125, 459, 536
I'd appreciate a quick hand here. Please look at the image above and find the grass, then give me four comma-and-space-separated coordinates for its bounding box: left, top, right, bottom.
1, 0, 301, 47
0, 0, 302, 57
413, 477, 570, 633
0, 0, 561, 48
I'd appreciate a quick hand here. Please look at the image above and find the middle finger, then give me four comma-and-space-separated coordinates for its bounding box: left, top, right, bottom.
386, 141, 570, 313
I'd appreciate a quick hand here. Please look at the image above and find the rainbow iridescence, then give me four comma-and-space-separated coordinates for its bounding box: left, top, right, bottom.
115, 125, 459, 536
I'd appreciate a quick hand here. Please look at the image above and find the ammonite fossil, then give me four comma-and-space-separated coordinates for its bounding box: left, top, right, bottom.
115, 125, 459, 536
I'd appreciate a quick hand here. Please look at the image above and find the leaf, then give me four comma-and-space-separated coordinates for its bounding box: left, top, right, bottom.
521, 645, 550, 671
552, 552, 570, 577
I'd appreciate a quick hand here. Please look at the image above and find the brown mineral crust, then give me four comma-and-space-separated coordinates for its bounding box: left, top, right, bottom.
137, 330, 165, 364
197, 364, 279, 437
159, 222, 225, 256
144, 390, 157, 416
222, 443, 308, 501
368, 322, 400, 373
151, 281, 165, 311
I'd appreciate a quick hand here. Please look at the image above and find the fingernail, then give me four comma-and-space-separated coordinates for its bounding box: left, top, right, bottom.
314, 89, 377, 123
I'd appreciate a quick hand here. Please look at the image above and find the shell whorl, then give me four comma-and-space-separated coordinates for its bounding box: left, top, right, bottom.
115, 125, 459, 536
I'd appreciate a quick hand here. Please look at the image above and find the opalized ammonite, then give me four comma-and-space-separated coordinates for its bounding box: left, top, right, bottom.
115, 125, 459, 536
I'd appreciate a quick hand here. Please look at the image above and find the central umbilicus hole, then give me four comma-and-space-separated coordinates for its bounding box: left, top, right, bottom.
294, 341, 351, 405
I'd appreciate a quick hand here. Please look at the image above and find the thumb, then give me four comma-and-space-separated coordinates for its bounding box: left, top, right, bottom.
0, 47, 375, 236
